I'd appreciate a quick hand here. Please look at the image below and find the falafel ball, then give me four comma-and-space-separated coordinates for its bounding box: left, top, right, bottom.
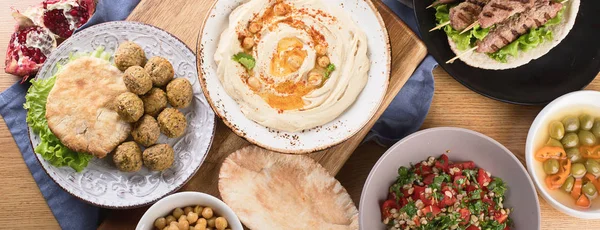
166, 78, 193, 108
114, 41, 146, 71
115, 92, 144, 122
141, 88, 168, 116
124, 66, 152, 95
113, 141, 143, 172
145, 56, 174, 87
132, 115, 160, 147
157, 108, 187, 138
143, 144, 174, 171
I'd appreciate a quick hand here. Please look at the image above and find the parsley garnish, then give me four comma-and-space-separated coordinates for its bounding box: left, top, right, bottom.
232, 52, 256, 70
468, 200, 487, 214
470, 189, 482, 200
488, 177, 507, 197
400, 201, 418, 217
430, 174, 451, 191
479, 219, 506, 230
324, 63, 335, 78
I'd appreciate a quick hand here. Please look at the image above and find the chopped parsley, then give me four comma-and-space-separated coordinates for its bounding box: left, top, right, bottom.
232, 52, 256, 70
430, 174, 451, 191
470, 189, 483, 200
400, 201, 418, 217
488, 177, 507, 197
479, 219, 506, 230
324, 63, 335, 78
468, 200, 487, 214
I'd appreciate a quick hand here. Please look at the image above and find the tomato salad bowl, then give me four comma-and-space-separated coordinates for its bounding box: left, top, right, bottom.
360, 127, 540, 229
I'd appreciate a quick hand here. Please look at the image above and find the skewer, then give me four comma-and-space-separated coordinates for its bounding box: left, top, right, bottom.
459, 22, 479, 34
429, 21, 450, 32
426, 2, 438, 9
446, 46, 478, 64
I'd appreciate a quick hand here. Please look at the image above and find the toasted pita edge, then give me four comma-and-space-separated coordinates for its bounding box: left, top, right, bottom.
218, 145, 359, 230
448, 0, 580, 70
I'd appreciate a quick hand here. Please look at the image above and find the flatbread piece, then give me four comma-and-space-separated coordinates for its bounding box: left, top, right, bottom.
46, 57, 131, 158
219, 146, 358, 230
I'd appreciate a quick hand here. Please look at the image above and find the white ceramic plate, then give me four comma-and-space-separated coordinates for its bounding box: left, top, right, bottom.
526, 90, 600, 219
28, 21, 216, 209
198, 0, 390, 153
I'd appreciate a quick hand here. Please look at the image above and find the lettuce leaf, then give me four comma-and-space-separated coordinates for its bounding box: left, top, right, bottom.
435, 4, 490, 50
489, 7, 564, 63
23, 47, 111, 172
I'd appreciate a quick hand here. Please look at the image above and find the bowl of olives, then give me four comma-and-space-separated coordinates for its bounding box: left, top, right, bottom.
526, 90, 600, 219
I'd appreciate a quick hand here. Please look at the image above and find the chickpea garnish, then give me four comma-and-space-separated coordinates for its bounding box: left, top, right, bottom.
286, 55, 304, 69
315, 44, 327, 56
178, 218, 190, 230
167, 222, 179, 230
197, 218, 208, 228
166, 215, 176, 224
273, 3, 287, 16
308, 70, 324, 86
155, 217, 167, 229
215, 217, 228, 230
242, 37, 255, 50
193, 205, 204, 214
317, 56, 330, 68
187, 212, 199, 224
248, 22, 262, 34
173, 208, 184, 219
207, 217, 217, 228
247, 77, 261, 90
202, 207, 214, 219
184, 206, 193, 215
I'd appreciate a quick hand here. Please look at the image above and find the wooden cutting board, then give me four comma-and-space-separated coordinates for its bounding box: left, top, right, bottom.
99, 0, 426, 228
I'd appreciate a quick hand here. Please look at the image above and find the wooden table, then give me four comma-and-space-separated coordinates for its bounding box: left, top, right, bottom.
0, 0, 599, 229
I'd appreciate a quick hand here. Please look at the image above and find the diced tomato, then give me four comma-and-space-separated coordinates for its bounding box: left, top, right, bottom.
458, 208, 471, 225
413, 185, 426, 200
398, 197, 408, 207
466, 184, 478, 193
449, 161, 476, 170
381, 199, 399, 219
478, 168, 492, 187
420, 193, 435, 206
494, 212, 509, 224
466, 225, 481, 230
414, 163, 433, 176
504, 225, 510, 230
453, 175, 467, 188
413, 216, 421, 227
421, 205, 441, 218
438, 187, 457, 208
423, 174, 436, 185
435, 154, 450, 171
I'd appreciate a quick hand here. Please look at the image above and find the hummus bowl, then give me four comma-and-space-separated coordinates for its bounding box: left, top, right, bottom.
198, 0, 390, 153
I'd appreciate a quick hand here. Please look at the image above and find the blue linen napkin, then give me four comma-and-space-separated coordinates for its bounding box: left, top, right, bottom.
0, 1, 139, 229
0, 0, 433, 228
366, 0, 437, 146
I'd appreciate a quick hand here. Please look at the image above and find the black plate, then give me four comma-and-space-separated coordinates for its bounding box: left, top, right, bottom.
413, 0, 600, 105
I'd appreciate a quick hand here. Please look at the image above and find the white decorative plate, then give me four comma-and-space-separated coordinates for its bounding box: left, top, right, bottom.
29, 21, 216, 209
198, 0, 390, 153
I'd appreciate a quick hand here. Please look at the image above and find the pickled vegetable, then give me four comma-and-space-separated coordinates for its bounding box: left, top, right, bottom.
561, 133, 579, 148
562, 116, 580, 132
549, 121, 565, 140
543, 159, 560, 175
580, 114, 594, 131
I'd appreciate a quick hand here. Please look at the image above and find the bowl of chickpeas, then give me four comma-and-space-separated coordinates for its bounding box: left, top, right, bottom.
136, 192, 243, 230
527, 90, 600, 219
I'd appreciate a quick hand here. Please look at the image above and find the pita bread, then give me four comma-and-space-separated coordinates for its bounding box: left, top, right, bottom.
46, 57, 131, 158
219, 146, 358, 230
449, 0, 580, 70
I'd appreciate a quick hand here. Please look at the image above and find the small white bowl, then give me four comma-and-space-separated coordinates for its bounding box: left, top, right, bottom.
136, 192, 243, 230
526, 90, 600, 219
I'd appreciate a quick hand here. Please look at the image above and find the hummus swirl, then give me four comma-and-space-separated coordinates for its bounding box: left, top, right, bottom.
214, 0, 370, 132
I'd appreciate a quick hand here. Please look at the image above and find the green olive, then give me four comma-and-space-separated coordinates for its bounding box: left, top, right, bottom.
580, 114, 594, 131
561, 133, 579, 148
561, 176, 575, 192
566, 148, 585, 163
579, 130, 597, 146
549, 121, 565, 140
546, 138, 564, 148
592, 119, 600, 138
583, 182, 598, 197
572, 163, 587, 179
562, 116, 580, 132
586, 159, 600, 177
543, 159, 560, 175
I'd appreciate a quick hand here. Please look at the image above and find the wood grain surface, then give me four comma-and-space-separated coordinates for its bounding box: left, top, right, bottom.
0, 0, 599, 230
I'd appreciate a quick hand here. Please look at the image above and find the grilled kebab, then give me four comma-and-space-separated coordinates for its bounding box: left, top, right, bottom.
477, 0, 563, 53
477, 0, 537, 28
449, 0, 489, 31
